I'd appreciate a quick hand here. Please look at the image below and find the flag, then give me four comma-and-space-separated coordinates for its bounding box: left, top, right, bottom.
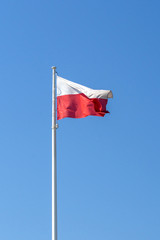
57, 76, 113, 120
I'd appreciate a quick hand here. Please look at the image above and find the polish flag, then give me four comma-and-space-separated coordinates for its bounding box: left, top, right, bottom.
57, 76, 113, 120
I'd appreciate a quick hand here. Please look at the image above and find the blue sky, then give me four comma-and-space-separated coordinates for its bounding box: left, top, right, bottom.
0, 0, 160, 239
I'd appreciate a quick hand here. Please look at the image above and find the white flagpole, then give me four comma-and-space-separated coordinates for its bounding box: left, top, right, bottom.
51, 66, 57, 240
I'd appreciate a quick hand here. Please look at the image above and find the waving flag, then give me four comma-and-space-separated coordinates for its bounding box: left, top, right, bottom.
57, 76, 113, 120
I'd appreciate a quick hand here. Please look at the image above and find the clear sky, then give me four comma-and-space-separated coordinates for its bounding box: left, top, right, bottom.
0, 0, 160, 239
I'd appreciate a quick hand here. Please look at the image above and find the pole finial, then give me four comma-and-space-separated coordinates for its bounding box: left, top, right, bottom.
51, 66, 56, 70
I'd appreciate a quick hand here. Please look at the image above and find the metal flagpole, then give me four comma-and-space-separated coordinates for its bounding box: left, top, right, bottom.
51, 66, 57, 240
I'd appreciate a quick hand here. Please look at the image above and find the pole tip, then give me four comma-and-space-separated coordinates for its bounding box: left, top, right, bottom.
51, 66, 56, 69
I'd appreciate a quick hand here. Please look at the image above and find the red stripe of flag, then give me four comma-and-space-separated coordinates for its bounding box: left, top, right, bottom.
57, 93, 109, 120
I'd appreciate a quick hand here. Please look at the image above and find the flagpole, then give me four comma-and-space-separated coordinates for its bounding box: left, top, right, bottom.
51, 66, 57, 240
